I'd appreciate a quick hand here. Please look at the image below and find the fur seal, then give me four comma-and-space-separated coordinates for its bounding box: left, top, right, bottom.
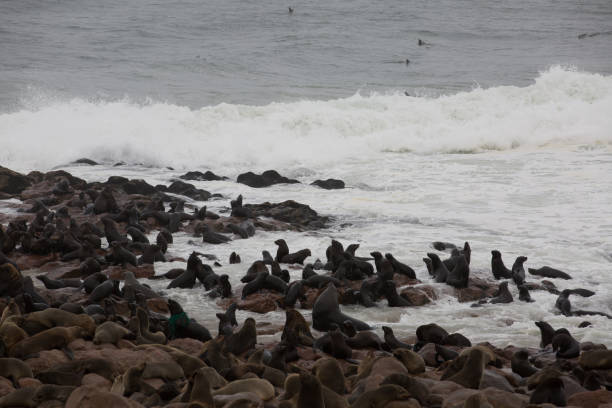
490, 281, 513, 303
167, 263, 197, 289
201, 224, 231, 244
283, 280, 305, 308
443, 242, 471, 270
108, 241, 137, 266
138, 244, 166, 264
342, 321, 384, 350
512, 256, 528, 285
229, 251, 241, 264
281, 309, 313, 347
312, 284, 371, 331
529, 266, 572, 280
529, 377, 566, 406
518, 285, 534, 302
511, 349, 538, 377
435, 344, 459, 363
312, 358, 346, 395
88, 278, 118, 303
382, 280, 412, 307
446, 348, 486, 389
213, 378, 275, 401
381, 373, 430, 406
216, 303, 238, 336
385, 253, 416, 279
491, 250, 513, 279
242, 272, 268, 299
0, 358, 33, 386
535, 321, 556, 348
552, 330, 580, 359
382, 326, 411, 350
445, 254, 469, 288
295, 373, 325, 408
555, 289, 572, 316
371, 252, 394, 281
427, 253, 448, 283
274, 239, 311, 264
36, 275, 81, 290
416, 323, 449, 346
224, 317, 257, 355
9, 326, 86, 358
0, 263, 23, 297
167, 299, 212, 342
136, 307, 166, 344
93, 321, 131, 345
351, 384, 411, 408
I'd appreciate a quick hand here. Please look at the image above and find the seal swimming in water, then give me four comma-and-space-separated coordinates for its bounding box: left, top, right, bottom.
491, 250, 513, 279
312, 284, 371, 331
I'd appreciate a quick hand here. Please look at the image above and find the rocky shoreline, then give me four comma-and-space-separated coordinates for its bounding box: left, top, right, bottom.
0, 164, 611, 407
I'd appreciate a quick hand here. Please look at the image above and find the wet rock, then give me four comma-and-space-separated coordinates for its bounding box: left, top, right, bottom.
106, 177, 157, 196
164, 180, 211, 201
244, 200, 329, 230
237, 170, 300, 188
179, 171, 227, 181
0, 166, 32, 195
311, 179, 345, 190
400, 287, 433, 306
567, 390, 612, 408
237, 292, 281, 313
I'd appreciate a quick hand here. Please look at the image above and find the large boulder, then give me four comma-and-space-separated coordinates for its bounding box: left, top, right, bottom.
237, 170, 299, 188
0, 166, 31, 195
567, 390, 612, 408
244, 200, 329, 230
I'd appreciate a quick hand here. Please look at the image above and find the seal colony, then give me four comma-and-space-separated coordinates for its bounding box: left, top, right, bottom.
0, 164, 610, 407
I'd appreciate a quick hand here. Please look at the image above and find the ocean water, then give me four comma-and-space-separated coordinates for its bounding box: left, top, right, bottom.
1, 0, 612, 348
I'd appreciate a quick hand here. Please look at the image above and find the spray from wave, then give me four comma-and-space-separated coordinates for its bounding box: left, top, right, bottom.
1, 66, 611, 173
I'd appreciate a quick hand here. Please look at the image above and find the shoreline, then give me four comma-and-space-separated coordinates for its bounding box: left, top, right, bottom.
0, 164, 610, 407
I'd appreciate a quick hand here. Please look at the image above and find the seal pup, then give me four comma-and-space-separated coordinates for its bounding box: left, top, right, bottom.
529, 377, 566, 406
229, 252, 241, 264
491, 250, 513, 279
512, 256, 528, 285
490, 281, 513, 304
511, 349, 538, 377
312, 283, 371, 331
518, 285, 534, 302
385, 253, 416, 279
281, 309, 313, 347
427, 253, 448, 283
216, 303, 238, 336
274, 239, 311, 264
382, 326, 411, 350
381, 373, 430, 406
328, 327, 352, 359
535, 321, 555, 348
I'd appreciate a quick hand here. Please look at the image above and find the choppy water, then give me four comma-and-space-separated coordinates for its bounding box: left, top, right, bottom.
1, 0, 612, 348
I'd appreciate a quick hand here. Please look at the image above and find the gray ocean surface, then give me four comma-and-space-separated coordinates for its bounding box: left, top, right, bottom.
1, 0, 612, 109
2, 0, 612, 347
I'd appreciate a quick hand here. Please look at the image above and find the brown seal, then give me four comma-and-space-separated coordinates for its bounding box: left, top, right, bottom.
312, 357, 346, 395
9, 326, 86, 358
